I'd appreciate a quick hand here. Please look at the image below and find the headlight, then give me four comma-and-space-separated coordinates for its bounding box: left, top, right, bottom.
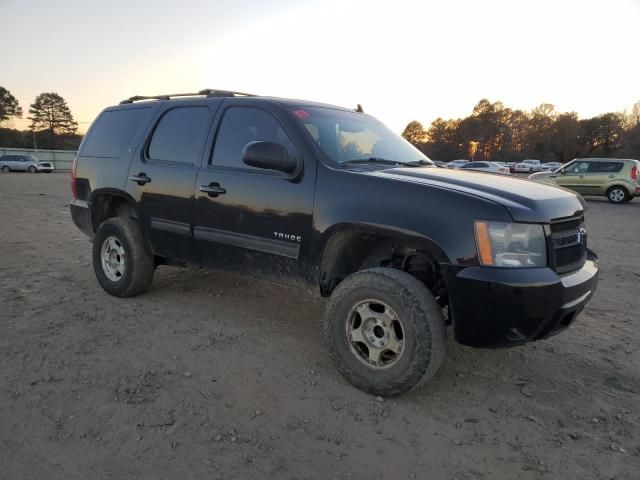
474, 221, 547, 267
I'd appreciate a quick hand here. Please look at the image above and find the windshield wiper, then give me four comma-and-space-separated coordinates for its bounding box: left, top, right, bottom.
342, 157, 402, 165
341, 157, 410, 167
405, 159, 434, 167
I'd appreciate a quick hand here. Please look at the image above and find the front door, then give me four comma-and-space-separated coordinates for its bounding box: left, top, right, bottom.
127, 103, 217, 262
555, 160, 591, 194
193, 102, 316, 285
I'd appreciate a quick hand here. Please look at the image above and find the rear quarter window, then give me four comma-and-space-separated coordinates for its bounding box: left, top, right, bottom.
588, 161, 623, 173
81, 107, 151, 158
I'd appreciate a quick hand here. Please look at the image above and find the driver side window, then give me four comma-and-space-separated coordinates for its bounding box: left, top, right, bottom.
565, 161, 589, 174
211, 107, 295, 170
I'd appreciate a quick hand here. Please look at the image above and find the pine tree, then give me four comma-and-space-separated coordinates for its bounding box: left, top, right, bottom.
0, 86, 23, 123
28, 92, 78, 135
401, 120, 428, 146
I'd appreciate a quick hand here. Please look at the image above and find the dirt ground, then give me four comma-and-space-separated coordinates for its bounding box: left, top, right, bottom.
0, 172, 638, 480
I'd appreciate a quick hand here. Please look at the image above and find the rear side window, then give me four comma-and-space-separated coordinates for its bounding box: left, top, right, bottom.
147, 107, 210, 164
587, 161, 623, 173
81, 108, 150, 158
211, 107, 294, 170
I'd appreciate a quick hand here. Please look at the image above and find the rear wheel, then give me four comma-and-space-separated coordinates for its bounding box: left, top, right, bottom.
2, 166, 9, 173
323, 268, 446, 396
28, 165, 37, 173
607, 186, 629, 204
92, 217, 154, 297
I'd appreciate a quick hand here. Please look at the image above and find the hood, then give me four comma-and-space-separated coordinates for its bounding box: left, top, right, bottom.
364, 167, 584, 223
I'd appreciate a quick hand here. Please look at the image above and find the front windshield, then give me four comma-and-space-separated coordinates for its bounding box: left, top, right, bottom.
289, 106, 432, 166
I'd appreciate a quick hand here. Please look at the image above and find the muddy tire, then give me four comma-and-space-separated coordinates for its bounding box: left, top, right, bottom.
92, 217, 154, 297
323, 268, 446, 396
607, 186, 629, 204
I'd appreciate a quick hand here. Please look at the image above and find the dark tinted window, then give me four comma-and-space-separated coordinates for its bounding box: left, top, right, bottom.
148, 107, 210, 164
463, 162, 483, 168
587, 161, 623, 173
81, 108, 151, 158
211, 107, 294, 169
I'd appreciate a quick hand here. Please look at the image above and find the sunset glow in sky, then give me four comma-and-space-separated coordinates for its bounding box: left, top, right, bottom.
2, 0, 640, 133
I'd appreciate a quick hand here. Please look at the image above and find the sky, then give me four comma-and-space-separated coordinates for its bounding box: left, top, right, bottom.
1, 0, 640, 134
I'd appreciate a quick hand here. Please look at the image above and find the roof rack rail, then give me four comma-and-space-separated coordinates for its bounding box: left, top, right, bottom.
198, 89, 257, 97
119, 89, 257, 104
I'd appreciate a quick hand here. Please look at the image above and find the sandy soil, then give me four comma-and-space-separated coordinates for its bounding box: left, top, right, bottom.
0, 172, 638, 480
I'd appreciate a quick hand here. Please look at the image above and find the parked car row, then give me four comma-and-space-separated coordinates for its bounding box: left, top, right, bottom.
435, 158, 558, 175
0, 154, 54, 173
431, 156, 639, 204
460, 161, 510, 175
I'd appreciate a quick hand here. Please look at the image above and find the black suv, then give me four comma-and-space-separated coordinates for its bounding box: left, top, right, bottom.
70, 90, 599, 396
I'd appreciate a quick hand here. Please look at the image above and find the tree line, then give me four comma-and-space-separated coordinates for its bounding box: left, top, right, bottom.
0, 86, 82, 150
402, 99, 640, 163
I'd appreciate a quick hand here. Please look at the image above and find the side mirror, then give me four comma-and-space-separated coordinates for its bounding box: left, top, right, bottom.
242, 141, 298, 174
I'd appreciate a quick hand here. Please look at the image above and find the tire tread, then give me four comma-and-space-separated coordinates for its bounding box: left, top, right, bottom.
323, 267, 446, 396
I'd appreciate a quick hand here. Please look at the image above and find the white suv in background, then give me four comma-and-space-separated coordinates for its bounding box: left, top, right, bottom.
515, 159, 542, 173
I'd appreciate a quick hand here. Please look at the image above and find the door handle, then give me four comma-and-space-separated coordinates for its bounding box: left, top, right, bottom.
608, 175, 615, 178
129, 173, 152, 185
578, 175, 584, 179
199, 183, 226, 197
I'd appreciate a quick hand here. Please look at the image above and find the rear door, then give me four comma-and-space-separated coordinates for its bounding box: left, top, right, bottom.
126, 102, 219, 262
193, 100, 316, 284
587, 161, 624, 195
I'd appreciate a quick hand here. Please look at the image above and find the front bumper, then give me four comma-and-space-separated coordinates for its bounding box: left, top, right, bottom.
445, 250, 599, 348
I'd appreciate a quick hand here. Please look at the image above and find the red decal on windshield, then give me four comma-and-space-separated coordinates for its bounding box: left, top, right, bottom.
293, 109, 310, 120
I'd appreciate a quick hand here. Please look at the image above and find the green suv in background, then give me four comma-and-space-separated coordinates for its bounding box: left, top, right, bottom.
530, 158, 640, 204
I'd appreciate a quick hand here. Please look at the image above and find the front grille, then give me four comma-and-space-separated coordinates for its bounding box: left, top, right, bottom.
550, 216, 587, 274
40, 162, 52, 167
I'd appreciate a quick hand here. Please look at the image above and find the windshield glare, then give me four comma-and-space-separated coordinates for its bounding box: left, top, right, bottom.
290, 106, 432, 166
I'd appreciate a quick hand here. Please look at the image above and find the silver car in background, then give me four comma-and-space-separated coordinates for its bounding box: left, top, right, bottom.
0, 154, 54, 173
447, 159, 470, 169
460, 161, 511, 175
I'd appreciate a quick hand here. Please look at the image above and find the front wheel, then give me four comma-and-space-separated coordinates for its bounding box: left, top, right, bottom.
323, 268, 446, 397
2, 166, 9, 173
607, 186, 629, 204
28, 165, 37, 173
92, 217, 155, 297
